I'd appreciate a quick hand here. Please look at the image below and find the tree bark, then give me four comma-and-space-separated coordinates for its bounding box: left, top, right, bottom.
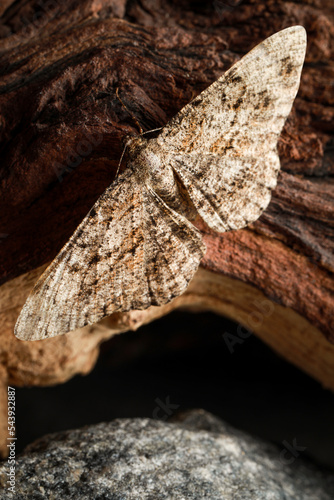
0, 0, 333, 458
0, 0, 333, 338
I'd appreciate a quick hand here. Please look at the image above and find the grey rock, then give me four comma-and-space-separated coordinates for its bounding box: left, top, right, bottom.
0, 409, 333, 499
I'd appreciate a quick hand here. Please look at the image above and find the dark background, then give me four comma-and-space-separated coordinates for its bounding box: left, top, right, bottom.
14, 310, 334, 470
0, 0, 333, 479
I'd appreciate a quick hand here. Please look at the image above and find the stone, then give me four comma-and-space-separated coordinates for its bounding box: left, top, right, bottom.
0, 410, 333, 499
1, 266, 334, 460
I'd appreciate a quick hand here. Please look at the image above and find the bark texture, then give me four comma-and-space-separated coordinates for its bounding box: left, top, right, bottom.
0, 1, 333, 457
0, 0, 333, 340
1, 264, 334, 458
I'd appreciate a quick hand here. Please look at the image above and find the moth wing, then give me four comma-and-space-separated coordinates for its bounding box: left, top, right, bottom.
168, 153, 279, 232
15, 168, 204, 340
157, 26, 306, 231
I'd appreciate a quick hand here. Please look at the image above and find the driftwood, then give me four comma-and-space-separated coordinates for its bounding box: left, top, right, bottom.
0, 0, 333, 456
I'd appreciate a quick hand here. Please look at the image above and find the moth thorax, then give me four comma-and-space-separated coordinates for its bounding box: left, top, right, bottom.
148, 155, 179, 204
126, 136, 149, 162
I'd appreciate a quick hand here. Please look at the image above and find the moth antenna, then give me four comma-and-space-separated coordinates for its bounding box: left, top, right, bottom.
115, 141, 128, 179
115, 126, 164, 179
141, 127, 163, 136
115, 89, 163, 179
116, 87, 143, 135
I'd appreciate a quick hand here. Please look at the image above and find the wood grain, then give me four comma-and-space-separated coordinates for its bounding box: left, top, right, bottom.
0, 2, 333, 458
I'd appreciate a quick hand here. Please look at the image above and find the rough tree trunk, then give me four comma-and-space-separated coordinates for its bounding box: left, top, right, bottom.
0, 0, 333, 457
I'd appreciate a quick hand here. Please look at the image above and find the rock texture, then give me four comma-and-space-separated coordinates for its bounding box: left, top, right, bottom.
0, 409, 333, 499
0, 0, 333, 458
2, 265, 334, 460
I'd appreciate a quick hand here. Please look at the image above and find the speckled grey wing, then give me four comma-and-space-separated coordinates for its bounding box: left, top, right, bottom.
156, 26, 307, 232
14, 168, 204, 340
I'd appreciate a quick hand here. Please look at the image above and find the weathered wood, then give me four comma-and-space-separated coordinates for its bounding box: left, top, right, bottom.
0, 1, 333, 355
1, 263, 334, 459
1, 0, 334, 461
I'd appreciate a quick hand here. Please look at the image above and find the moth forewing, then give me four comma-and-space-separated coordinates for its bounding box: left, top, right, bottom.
14, 169, 204, 341
158, 26, 307, 232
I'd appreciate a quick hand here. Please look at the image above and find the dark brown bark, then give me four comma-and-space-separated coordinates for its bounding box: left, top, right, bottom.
0, 0, 333, 338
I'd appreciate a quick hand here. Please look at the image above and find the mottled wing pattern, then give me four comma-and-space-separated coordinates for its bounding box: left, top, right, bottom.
15, 27, 306, 341
169, 153, 279, 231
157, 26, 306, 232
15, 168, 204, 340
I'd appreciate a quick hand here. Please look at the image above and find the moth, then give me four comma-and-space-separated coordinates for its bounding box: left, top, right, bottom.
15, 26, 307, 341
